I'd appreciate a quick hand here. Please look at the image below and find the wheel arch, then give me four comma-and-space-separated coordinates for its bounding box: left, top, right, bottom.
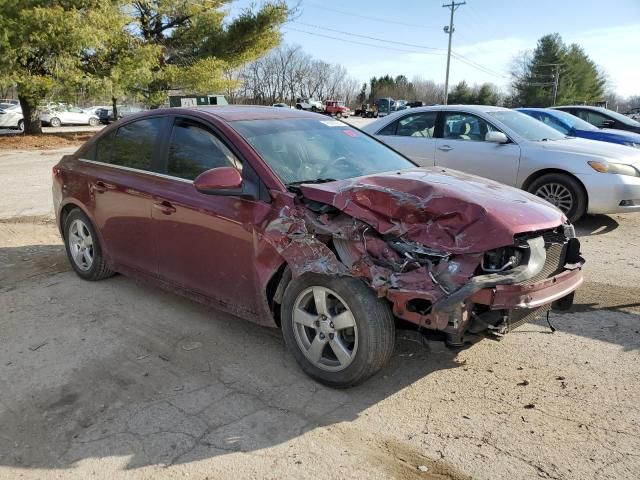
521, 168, 589, 210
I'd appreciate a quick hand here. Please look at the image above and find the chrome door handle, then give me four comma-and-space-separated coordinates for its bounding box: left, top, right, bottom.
92, 181, 108, 193
153, 201, 176, 215
438, 145, 453, 151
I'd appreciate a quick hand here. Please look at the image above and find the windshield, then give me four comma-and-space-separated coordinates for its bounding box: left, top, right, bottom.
549, 109, 598, 131
594, 107, 640, 127
232, 118, 414, 185
489, 110, 566, 141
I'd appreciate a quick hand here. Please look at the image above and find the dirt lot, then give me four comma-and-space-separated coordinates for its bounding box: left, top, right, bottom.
1, 146, 640, 480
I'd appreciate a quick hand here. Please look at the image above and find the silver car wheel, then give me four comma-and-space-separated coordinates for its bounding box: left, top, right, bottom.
68, 219, 94, 271
535, 182, 574, 213
292, 286, 358, 372
50, 117, 61, 127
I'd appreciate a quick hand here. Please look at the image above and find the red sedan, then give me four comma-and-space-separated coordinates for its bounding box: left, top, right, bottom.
52, 106, 584, 387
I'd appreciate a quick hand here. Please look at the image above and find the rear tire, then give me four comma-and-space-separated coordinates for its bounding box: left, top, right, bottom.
49, 117, 61, 127
281, 273, 395, 387
63, 209, 115, 281
527, 173, 587, 223
17, 119, 24, 131
89, 117, 99, 126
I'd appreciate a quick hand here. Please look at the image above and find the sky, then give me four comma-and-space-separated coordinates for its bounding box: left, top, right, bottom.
227, 0, 640, 97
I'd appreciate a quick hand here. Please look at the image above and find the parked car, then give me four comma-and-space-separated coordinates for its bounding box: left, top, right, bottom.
82, 105, 111, 116
0, 104, 24, 130
358, 103, 378, 118
295, 98, 324, 112
362, 105, 640, 222
553, 105, 640, 134
393, 100, 409, 111
97, 105, 146, 124
519, 108, 640, 149
323, 100, 351, 118
41, 105, 100, 127
375, 98, 395, 117
53, 106, 584, 386
272, 103, 291, 108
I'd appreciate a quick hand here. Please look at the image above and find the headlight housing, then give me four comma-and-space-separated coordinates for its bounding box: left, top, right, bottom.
588, 160, 640, 177
623, 141, 640, 149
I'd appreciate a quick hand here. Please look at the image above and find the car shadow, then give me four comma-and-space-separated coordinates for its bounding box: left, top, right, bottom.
1, 242, 638, 473
573, 214, 619, 237
0, 243, 465, 474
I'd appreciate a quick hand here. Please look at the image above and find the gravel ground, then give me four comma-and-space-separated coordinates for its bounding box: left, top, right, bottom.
1, 146, 639, 480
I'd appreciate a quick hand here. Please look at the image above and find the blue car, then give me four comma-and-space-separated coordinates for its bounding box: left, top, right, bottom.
518, 108, 640, 149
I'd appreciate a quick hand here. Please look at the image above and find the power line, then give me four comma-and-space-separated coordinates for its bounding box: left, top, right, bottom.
292, 21, 447, 52
450, 51, 507, 79
302, 2, 442, 30
283, 27, 446, 55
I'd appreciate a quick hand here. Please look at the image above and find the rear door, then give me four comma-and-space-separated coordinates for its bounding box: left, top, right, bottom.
151, 116, 273, 317
434, 111, 521, 186
85, 116, 168, 274
375, 111, 438, 166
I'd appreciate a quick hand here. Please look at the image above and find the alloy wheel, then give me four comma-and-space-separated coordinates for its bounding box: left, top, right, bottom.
534, 182, 574, 213
292, 286, 358, 372
68, 219, 94, 271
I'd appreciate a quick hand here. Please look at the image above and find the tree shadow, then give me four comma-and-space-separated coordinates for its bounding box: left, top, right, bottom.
0, 243, 466, 475
573, 214, 619, 237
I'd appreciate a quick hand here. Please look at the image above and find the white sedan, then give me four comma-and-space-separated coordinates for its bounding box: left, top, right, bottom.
40, 106, 100, 127
0, 104, 24, 130
362, 105, 640, 222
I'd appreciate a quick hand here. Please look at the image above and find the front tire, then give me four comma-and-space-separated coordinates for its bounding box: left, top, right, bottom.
17, 119, 24, 131
49, 117, 61, 127
527, 173, 587, 223
89, 117, 99, 126
281, 273, 395, 387
64, 209, 115, 281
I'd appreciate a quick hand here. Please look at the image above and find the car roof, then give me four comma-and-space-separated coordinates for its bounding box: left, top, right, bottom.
554, 105, 605, 111
394, 104, 509, 114
174, 105, 320, 122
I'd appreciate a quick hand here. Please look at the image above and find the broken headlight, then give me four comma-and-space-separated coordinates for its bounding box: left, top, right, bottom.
481, 246, 525, 273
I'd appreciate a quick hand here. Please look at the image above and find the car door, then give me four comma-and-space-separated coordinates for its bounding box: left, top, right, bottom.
150, 116, 273, 318
0, 109, 11, 127
375, 111, 438, 166
84, 116, 168, 274
434, 111, 521, 186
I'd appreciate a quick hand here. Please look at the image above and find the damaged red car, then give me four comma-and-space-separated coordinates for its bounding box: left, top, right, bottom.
52, 107, 584, 387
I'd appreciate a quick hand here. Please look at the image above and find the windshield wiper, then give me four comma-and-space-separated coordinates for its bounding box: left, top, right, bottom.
287, 178, 337, 187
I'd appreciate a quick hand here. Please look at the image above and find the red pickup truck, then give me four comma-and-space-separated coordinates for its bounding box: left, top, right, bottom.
324, 100, 351, 118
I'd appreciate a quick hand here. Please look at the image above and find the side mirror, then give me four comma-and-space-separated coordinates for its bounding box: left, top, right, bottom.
194, 167, 243, 195
485, 131, 509, 144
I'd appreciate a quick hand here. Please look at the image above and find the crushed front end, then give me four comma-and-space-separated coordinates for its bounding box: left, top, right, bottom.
264, 169, 584, 345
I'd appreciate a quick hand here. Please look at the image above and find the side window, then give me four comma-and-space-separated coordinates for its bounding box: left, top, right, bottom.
167, 120, 242, 180
587, 111, 610, 128
111, 118, 164, 171
95, 131, 116, 163
377, 120, 398, 136
442, 112, 497, 142
573, 109, 590, 122
396, 112, 437, 137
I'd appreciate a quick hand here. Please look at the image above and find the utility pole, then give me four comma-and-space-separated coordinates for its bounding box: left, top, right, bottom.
442, 1, 465, 105
552, 64, 560, 105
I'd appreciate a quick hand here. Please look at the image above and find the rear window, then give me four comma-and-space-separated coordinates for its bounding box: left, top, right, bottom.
111, 118, 164, 171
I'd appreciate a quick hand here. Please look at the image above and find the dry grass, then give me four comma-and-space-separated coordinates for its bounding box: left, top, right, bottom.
0, 132, 94, 151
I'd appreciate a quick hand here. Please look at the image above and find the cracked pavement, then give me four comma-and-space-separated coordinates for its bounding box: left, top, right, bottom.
1, 147, 640, 479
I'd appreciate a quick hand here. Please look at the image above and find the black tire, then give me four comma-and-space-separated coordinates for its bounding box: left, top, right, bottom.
296, 104, 302, 110
63, 209, 115, 281
527, 173, 587, 223
89, 117, 99, 126
49, 117, 61, 127
281, 273, 395, 387
17, 119, 24, 131
311, 106, 317, 112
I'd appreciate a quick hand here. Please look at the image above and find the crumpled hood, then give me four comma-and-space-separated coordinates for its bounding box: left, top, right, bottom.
299, 167, 565, 253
